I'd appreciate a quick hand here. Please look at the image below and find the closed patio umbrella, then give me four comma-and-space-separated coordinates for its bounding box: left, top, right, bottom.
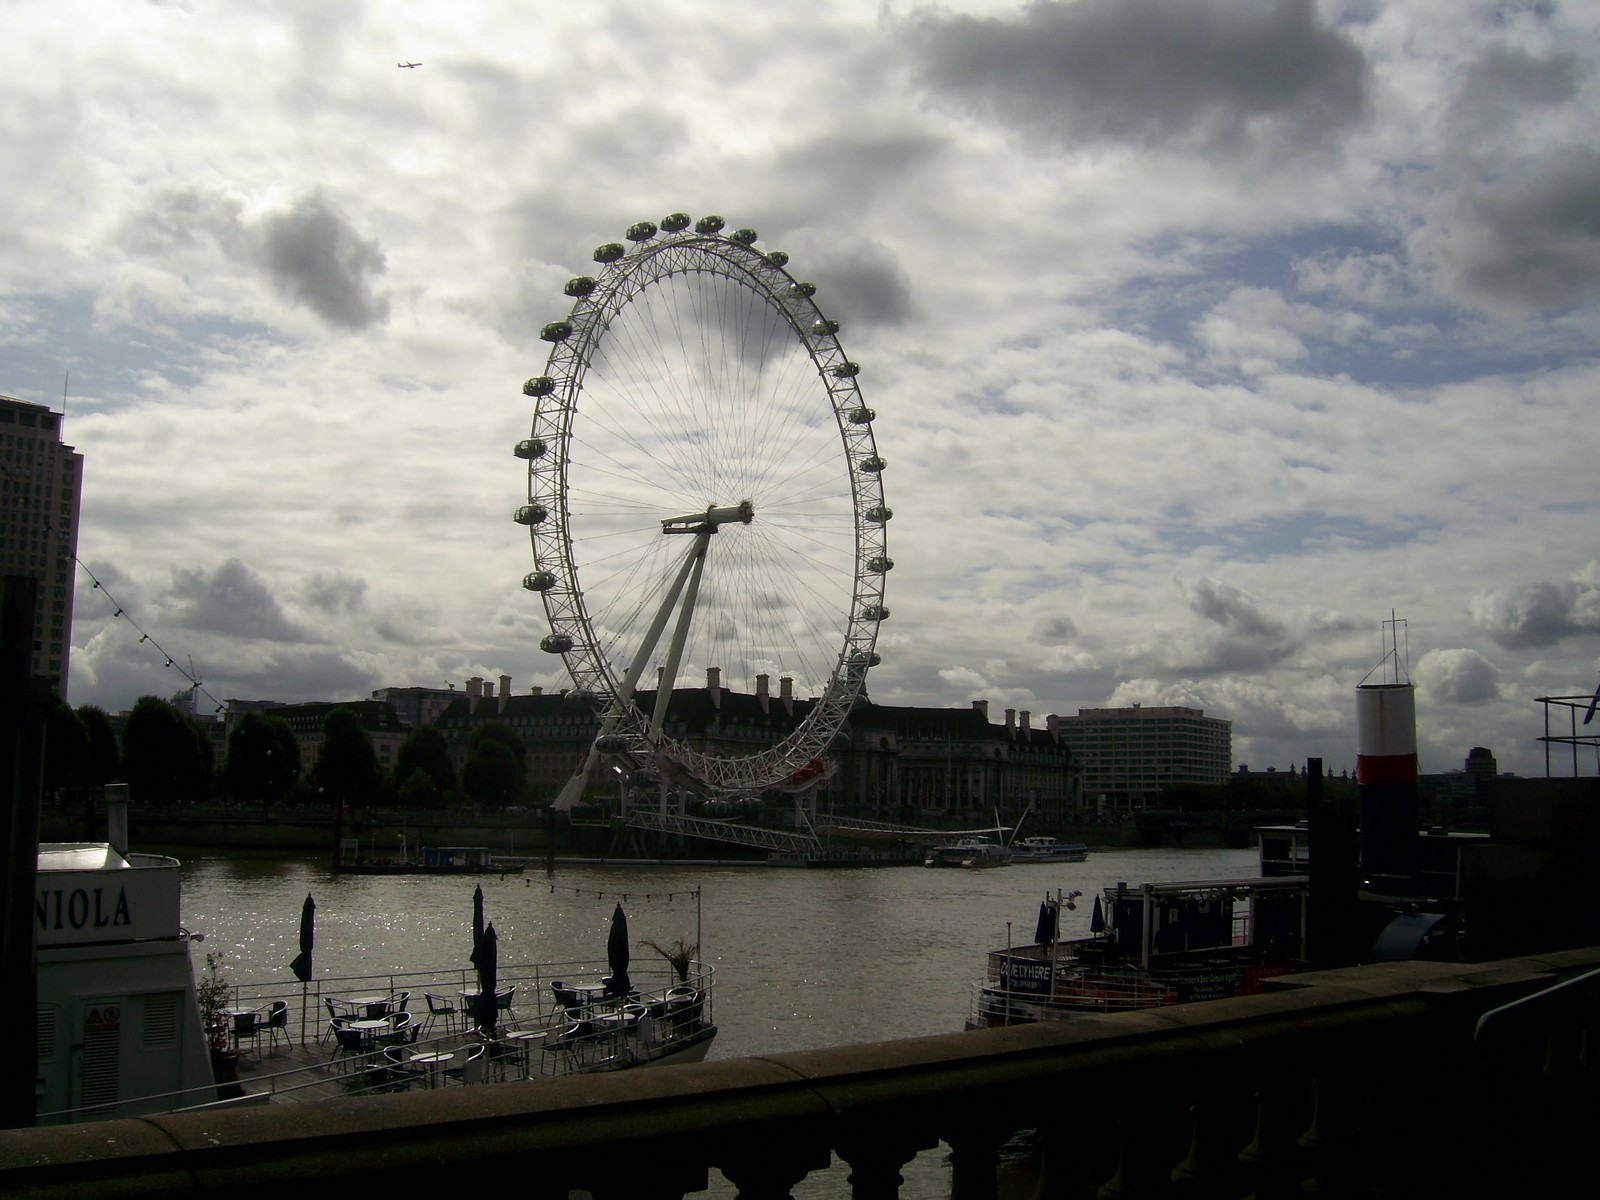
475, 923, 499, 1034
1090, 893, 1106, 935
289, 893, 315, 1042
605, 903, 631, 998
1033, 898, 1056, 947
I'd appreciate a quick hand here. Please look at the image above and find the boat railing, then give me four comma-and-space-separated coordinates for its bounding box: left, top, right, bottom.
33, 962, 718, 1122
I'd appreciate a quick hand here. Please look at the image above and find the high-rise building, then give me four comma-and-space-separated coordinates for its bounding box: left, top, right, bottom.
1, 396, 83, 695
1050, 704, 1232, 811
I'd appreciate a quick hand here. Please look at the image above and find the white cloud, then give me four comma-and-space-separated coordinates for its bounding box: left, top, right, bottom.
0, 0, 1593, 781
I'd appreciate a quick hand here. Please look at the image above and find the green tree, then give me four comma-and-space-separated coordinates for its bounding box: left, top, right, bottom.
42, 702, 90, 797
462, 721, 526, 810
394, 725, 456, 800
396, 767, 441, 810
312, 708, 382, 808
75, 705, 121, 787
462, 739, 522, 809
121, 695, 211, 805
223, 712, 300, 806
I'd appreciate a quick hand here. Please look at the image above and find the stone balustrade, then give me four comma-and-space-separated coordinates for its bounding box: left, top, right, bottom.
5, 947, 1597, 1200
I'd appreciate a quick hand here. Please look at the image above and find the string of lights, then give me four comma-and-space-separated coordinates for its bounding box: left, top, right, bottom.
74, 558, 229, 715
537, 883, 701, 905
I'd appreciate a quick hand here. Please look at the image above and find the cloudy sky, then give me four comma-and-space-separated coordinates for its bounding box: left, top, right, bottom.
4, 0, 1598, 780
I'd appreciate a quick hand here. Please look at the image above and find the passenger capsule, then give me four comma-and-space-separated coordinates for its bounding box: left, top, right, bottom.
788, 282, 817, 298
514, 504, 549, 526
661, 212, 692, 232
848, 407, 874, 425
593, 242, 626, 263
831, 362, 860, 378
540, 633, 575, 654
513, 438, 547, 460
595, 734, 631, 753
540, 321, 573, 343
861, 604, 890, 622
858, 455, 886, 474
865, 504, 894, 524
523, 376, 555, 397
811, 317, 840, 336
765, 250, 789, 267
562, 688, 597, 709
626, 220, 658, 242
522, 570, 557, 592
694, 215, 725, 234
847, 650, 882, 670
564, 276, 597, 298
729, 228, 758, 245
866, 555, 894, 573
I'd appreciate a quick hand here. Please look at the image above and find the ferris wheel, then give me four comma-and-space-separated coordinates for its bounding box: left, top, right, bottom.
515, 214, 891, 807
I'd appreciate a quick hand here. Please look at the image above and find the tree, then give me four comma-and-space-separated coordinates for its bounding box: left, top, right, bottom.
394, 725, 456, 801
223, 713, 300, 806
42, 702, 89, 797
121, 695, 211, 805
396, 767, 441, 810
75, 705, 121, 788
311, 708, 383, 808
462, 739, 522, 809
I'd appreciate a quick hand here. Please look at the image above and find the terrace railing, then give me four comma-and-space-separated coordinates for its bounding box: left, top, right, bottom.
5, 947, 1597, 1200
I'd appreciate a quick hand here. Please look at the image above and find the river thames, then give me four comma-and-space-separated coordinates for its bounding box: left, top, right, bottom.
177, 844, 1260, 1196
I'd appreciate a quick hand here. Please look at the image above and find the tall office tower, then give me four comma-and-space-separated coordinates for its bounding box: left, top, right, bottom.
1, 396, 84, 695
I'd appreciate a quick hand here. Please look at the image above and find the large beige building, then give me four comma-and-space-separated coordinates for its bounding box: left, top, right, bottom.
1, 396, 83, 695
1050, 704, 1232, 812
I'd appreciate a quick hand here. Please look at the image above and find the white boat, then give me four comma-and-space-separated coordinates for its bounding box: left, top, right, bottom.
966, 877, 1309, 1029
1009, 836, 1089, 864
925, 836, 1013, 868
33, 790, 716, 1124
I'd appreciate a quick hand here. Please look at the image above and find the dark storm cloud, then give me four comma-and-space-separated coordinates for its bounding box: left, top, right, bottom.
168, 558, 311, 642
1468, 572, 1600, 648
1435, 147, 1600, 312
1448, 45, 1582, 142
300, 572, 369, 615
258, 191, 390, 329
903, 0, 1369, 158
803, 238, 915, 329
1182, 577, 1286, 639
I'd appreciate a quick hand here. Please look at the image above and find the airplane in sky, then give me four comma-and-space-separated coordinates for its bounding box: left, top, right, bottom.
398, 61, 421, 69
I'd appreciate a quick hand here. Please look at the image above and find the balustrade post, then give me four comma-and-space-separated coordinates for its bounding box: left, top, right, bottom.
1096, 1115, 1175, 1200
1237, 1082, 1308, 1200
834, 1128, 934, 1200
944, 1123, 1010, 1200
718, 1144, 830, 1200
1030, 1114, 1096, 1200
1296, 1071, 1367, 1199
1168, 1094, 1241, 1200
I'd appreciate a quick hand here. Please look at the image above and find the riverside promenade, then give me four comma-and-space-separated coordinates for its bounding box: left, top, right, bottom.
6, 946, 1597, 1200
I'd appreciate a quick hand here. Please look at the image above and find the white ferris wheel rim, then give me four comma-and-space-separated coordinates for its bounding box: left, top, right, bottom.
517, 218, 890, 797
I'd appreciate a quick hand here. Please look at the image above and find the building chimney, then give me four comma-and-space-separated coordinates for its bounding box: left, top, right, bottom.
756, 673, 770, 714
467, 676, 482, 713
1019, 710, 1031, 733
530, 685, 543, 696
780, 675, 794, 716
1005, 708, 1015, 730
499, 675, 512, 712
972, 699, 989, 720
707, 666, 722, 709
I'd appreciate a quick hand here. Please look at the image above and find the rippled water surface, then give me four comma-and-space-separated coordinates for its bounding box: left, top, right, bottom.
179, 846, 1259, 1059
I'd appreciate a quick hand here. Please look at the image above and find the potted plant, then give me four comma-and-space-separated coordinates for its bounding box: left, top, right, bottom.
197, 950, 241, 1087
638, 936, 698, 984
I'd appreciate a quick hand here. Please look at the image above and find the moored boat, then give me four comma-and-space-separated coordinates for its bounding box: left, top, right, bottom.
966, 876, 1309, 1028
925, 836, 1013, 868
1009, 836, 1089, 864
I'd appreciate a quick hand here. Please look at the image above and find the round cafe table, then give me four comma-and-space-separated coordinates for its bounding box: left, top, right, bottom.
407, 1048, 454, 1088
504, 1029, 545, 1079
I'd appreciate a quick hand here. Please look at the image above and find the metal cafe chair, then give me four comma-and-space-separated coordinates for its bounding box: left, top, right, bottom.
264, 1000, 291, 1053
232, 1010, 266, 1059
422, 992, 459, 1037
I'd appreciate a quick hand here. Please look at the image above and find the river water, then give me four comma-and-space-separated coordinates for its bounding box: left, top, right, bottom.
177, 845, 1259, 1196
179, 846, 1258, 1056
